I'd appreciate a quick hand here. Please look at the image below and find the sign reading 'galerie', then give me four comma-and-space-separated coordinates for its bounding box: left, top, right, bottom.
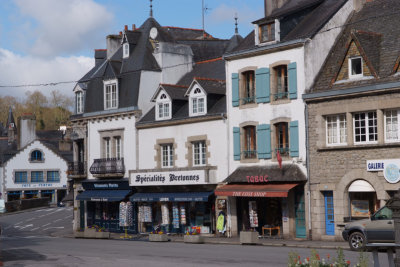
367, 159, 400, 184
131, 170, 206, 186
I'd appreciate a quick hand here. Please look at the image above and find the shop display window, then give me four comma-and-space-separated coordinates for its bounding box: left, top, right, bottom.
349, 192, 378, 218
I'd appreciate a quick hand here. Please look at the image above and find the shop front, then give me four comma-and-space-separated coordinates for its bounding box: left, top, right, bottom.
215, 165, 307, 239
130, 169, 216, 235
76, 179, 134, 233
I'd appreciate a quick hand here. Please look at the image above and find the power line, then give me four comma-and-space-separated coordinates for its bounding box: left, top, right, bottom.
1, 7, 399, 89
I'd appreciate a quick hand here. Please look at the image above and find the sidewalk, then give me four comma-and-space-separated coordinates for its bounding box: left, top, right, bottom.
104, 232, 348, 250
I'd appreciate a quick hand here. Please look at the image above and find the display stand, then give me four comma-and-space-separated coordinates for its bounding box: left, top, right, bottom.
120, 226, 132, 239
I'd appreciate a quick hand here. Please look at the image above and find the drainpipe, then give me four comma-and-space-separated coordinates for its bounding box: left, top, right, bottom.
224, 110, 232, 238
305, 103, 312, 239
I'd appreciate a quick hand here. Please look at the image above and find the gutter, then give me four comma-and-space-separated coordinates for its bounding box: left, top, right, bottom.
223, 39, 306, 60
303, 81, 400, 101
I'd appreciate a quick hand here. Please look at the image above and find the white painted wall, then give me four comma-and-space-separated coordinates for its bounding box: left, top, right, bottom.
87, 116, 136, 179
137, 119, 228, 184
304, 0, 354, 90
226, 47, 307, 174
4, 141, 68, 192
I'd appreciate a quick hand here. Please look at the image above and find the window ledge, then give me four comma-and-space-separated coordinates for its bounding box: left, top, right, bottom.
271, 99, 290, 105
239, 103, 258, 110
317, 142, 400, 152
240, 158, 259, 164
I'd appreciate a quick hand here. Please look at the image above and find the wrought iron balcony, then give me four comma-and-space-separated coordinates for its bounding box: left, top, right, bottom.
240, 96, 256, 105
275, 147, 289, 156
68, 161, 87, 178
242, 150, 257, 159
89, 158, 125, 177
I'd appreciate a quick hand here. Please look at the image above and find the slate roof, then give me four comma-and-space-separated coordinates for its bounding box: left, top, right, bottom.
178, 58, 226, 86
228, 0, 347, 54
160, 85, 187, 101
310, 0, 400, 94
195, 78, 226, 95
0, 138, 17, 165
223, 164, 307, 184
36, 130, 73, 162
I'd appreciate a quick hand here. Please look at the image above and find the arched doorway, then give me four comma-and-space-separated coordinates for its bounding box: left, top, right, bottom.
348, 180, 378, 219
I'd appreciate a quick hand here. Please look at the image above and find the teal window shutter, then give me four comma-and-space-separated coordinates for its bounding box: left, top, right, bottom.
288, 62, 297, 99
233, 127, 241, 160
289, 120, 299, 157
232, 73, 239, 107
256, 68, 270, 103
256, 124, 271, 159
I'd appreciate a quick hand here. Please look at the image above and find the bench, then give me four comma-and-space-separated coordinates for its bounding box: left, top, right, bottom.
366, 243, 400, 267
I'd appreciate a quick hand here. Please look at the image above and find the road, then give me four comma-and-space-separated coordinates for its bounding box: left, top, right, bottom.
0, 207, 391, 266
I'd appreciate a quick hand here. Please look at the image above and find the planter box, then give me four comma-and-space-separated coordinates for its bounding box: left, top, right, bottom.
184, 235, 204, 244
74, 231, 85, 238
149, 234, 169, 242
84, 228, 110, 239
240, 231, 259, 245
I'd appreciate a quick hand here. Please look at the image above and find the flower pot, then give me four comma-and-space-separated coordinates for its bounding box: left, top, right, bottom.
84, 228, 110, 239
74, 231, 85, 238
149, 234, 169, 242
240, 231, 259, 245
184, 235, 204, 244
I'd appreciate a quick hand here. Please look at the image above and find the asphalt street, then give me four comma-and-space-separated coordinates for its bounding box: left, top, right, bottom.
0, 207, 391, 266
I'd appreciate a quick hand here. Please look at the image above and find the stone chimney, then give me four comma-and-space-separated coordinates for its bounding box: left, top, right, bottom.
94, 49, 107, 66
18, 114, 36, 149
106, 34, 122, 59
6, 107, 17, 145
264, 0, 290, 17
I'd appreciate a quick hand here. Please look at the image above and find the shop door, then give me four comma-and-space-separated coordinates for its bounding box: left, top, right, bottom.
80, 200, 85, 230
295, 193, 306, 238
324, 191, 335, 235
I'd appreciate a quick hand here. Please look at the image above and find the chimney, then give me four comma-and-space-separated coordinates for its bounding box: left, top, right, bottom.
94, 49, 106, 66
124, 25, 128, 31
6, 107, 17, 144
17, 114, 36, 149
264, 0, 289, 17
132, 24, 136, 31
106, 34, 122, 59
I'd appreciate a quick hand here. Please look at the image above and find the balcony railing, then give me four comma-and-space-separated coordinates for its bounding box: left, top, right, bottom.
68, 161, 87, 177
240, 96, 256, 105
273, 92, 288, 101
89, 158, 125, 177
275, 147, 289, 156
242, 150, 257, 159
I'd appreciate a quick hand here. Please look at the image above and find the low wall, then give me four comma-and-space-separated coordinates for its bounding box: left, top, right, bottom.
5, 198, 50, 212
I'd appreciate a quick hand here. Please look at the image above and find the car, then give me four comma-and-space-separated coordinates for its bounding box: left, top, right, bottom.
342, 206, 394, 250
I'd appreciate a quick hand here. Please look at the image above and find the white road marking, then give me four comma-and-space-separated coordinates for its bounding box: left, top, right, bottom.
64, 215, 72, 219
42, 223, 51, 228
26, 218, 36, 222
19, 224, 33, 230
14, 221, 23, 225
43, 226, 64, 231
53, 219, 62, 223
30, 227, 40, 231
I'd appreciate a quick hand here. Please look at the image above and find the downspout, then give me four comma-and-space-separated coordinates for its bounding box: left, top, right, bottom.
225, 112, 232, 238
305, 103, 312, 239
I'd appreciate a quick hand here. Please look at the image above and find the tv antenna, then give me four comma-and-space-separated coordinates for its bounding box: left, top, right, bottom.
202, 0, 211, 39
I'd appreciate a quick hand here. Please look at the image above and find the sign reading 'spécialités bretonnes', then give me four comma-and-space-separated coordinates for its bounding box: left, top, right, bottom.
130, 170, 206, 186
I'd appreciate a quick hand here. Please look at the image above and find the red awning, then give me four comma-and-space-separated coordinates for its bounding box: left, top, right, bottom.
214, 184, 298, 198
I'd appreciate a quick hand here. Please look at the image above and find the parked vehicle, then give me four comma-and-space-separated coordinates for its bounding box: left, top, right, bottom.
342, 206, 394, 250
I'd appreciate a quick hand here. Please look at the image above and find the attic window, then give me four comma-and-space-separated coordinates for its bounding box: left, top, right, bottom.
259, 22, 275, 43
349, 57, 363, 78
123, 43, 129, 58
189, 87, 207, 117
156, 93, 171, 120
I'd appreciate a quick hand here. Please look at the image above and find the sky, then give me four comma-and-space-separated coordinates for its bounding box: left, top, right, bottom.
0, 0, 264, 100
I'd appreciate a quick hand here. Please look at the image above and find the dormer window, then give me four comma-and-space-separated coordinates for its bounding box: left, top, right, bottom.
104, 80, 118, 110
76, 91, 84, 114
156, 93, 171, 120
30, 150, 43, 162
260, 22, 275, 43
349, 57, 363, 78
190, 88, 207, 116
123, 43, 129, 59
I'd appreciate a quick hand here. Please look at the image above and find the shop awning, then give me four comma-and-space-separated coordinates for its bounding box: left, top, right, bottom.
214, 184, 298, 198
130, 192, 213, 202
76, 190, 131, 202
348, 180, 375, 192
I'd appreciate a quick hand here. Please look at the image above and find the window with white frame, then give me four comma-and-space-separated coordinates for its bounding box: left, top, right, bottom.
161, 144, 174, 168
354, 111, 377, 143
115, 137, 122, 159
104, 80, 118, 110
349, 57, 363, 79
76, 91, 84, 114
385, 109, 400, 142
193, 141, 206, 166
326, 115, 347, 145
190, 88, 206, 116
156, 93, 171, 120
123, 43, 129, 58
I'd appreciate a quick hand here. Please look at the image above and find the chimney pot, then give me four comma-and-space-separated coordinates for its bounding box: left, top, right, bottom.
124, 25, 128, 31
132, 24, 136, 30
119, 31, 122, 36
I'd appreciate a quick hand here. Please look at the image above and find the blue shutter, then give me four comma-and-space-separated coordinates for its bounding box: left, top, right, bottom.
232, 73, 239, 107
289, 120, 299, 157
288, 62, 297, 99
257, 124, 271, 159
256, 68, 270, 103
233, 127, 241, 160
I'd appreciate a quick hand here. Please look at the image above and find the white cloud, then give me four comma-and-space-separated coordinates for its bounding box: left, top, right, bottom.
0, 48, 94, 98
13, 0, 113, 58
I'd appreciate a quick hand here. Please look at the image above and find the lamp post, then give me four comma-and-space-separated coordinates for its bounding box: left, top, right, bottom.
386, 189, 400, 267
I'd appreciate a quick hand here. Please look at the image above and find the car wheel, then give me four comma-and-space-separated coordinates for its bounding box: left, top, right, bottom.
349, 232, 365, 251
